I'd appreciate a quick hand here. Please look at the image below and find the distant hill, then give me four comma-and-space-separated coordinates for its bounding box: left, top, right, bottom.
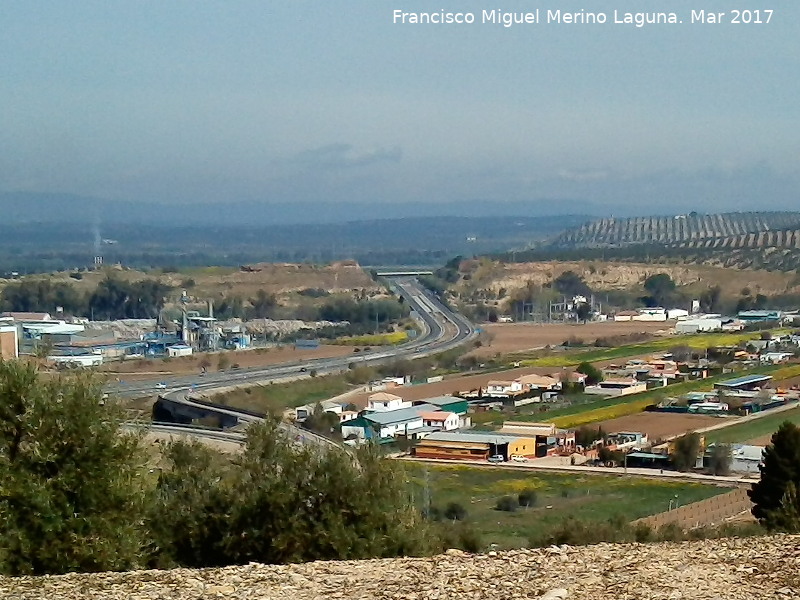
549, 212, 800, 248
495, 212, 800, 272
0, 192, 590, 226
0, 215, 590, 275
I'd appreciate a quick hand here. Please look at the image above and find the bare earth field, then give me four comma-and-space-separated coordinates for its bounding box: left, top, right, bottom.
748, 434, 776, 446
591, 412, 724, 440
99, 345, 356, 380
470, 320, 676, 358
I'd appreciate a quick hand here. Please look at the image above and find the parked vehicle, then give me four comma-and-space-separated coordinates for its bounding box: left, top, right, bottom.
155, 382, 167, 389
510, 455, 528, 462
488, 454, 505, 463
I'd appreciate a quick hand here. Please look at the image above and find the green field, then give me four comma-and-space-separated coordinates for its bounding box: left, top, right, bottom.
211, 374, 353, 414
403, 464, 727, 549
516, 328, 790, 368
706, 407, 800, 445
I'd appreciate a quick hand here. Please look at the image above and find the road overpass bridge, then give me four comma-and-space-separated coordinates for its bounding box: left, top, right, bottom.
375, 270, 433, 276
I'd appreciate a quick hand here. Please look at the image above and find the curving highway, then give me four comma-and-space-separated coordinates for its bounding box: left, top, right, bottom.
119, 276, 477, 445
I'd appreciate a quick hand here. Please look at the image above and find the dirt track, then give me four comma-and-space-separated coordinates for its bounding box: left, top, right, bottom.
470, 321, 675, 357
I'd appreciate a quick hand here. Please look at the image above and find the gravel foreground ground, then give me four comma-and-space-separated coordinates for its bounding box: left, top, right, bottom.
1, 536, 799, 600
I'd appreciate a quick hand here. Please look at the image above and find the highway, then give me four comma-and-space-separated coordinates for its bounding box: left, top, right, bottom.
119, 276, 477, 444
110, 277, 474, 398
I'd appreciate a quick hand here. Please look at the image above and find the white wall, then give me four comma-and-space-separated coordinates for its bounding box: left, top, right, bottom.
676, 319, 722, 333
378, 417, 423, 438
367, 398, 411, 412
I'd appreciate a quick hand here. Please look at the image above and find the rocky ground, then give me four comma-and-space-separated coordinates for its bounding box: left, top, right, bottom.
2, 536, 799, 599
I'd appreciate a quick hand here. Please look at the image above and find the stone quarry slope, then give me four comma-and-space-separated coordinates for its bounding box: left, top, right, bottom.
1, 535, 799, 600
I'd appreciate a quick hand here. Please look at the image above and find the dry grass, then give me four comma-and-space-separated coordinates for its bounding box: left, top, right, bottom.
468, 260, 800, 297
1, 262, 380, 308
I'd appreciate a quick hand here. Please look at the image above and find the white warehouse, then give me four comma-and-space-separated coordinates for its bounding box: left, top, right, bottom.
675, 318, 722, 334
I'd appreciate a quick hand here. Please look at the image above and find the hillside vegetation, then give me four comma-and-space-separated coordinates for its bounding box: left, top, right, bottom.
551, 212, 800, 249
538, 212, 800, 272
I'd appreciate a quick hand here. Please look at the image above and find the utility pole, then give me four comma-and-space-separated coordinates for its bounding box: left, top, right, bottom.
423, 468, 431, 515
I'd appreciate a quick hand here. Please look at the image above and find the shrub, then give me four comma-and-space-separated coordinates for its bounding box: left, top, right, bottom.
443, 502, 467, 521
518, 489, 537, 508
456, 525, 483, 553
495, 496, 517, 512
150, 420, 438, 567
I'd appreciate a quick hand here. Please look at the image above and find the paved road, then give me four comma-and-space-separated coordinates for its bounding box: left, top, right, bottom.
110, 277, 475, 400
125, 277, 477, 446
398, 456, 755, 486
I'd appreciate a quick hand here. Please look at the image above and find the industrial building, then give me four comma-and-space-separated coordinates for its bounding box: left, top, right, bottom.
675, 317, 723, 334
413, 431, 539, 461
714, 374, 773, 392
737, 310, 783, 324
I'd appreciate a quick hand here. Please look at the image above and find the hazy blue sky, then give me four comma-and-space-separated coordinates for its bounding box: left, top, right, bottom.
1, 1, 798, 215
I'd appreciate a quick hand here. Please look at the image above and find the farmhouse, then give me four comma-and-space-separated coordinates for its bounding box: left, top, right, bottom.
367, 392, 411, 412
511, 374, 561, 393
419, 411, 459, 431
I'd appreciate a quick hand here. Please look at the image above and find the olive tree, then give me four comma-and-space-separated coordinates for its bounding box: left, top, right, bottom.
0, 361, 150, 575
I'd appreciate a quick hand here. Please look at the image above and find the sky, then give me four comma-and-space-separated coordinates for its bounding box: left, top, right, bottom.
1, 1, 798, 216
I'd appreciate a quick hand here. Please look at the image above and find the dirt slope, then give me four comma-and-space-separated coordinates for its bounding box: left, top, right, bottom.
2, 536, 798, 599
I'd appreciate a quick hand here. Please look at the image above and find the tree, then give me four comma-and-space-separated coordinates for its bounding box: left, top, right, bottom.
574, 302, 592, 323
88, 275, 171, 320
302, 404, 340, 437
699, 285, 722, 313
642, 273, 676, 307
0, 361, 149, 575
707, 443, 732, 476
575, 425, 605, 448
576, 361, 603, 385
749, 422, 800, 531
151, 419, 438, 567
671, 433, 701, 472
249, 289, 277, 319
552, 271, 591, 298
668, 345, 693, 363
